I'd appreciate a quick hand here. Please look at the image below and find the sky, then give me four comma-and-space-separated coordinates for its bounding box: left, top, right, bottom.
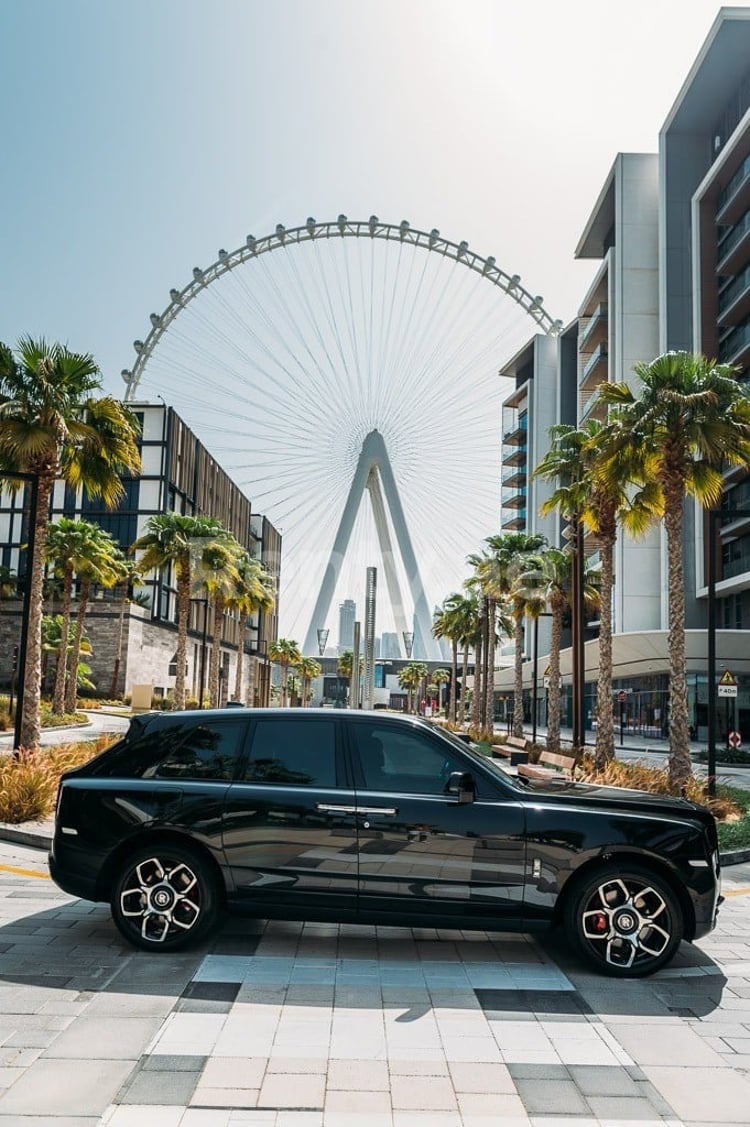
0, 0, 735, 644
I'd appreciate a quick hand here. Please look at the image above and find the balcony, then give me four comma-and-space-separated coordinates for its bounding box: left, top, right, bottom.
501, 509, 527, 531
718, 318, 750, 366
580, 342, 608, 389
502, 488, 527, 509
722, 532, 750, 581
718, 262, 750, 326
501, 466, 526, 489
579, 387, 606, 423
502, 444, 527, 467
717, 208, 750, 276
717, 154, 750, 227
578, 304, 608, 351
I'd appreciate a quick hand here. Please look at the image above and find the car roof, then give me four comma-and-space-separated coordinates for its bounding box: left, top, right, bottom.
131, 707, 437, 730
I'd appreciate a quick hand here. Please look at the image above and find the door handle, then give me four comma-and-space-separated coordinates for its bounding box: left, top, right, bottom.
355, 806, 398, 816
316, 803, 357, 814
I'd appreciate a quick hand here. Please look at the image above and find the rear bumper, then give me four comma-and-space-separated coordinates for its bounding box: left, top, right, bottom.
48, 849, 100, 902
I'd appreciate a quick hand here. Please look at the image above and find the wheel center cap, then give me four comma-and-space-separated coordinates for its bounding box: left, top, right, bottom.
150, 885, 174, 911
614, 909, 637, 934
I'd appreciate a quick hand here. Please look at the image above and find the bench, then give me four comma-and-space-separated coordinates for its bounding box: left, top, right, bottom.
491, 735, 528, 766
517, 750, 576, 781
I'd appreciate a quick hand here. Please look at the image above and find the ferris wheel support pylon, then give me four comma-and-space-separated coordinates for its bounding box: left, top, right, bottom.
302, 429, 440, 661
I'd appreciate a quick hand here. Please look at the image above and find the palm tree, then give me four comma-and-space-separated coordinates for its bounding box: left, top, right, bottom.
597, 352, 750, 789
519, 548, 600, 755
228, 554, 275, 704
535, 420, 657, 766
41, 614, 94, 699
337, 650, 362, 707
64, 525, 123, 714
197, 534, 243, 707
480, 533, 547, 737
269, 638, 303, 706
109, 557, 146, 699
431, 668, 451, 716
0, 337, 141, 746
398, 661, 428, 714
296, 657, 322, 706
433, 600, 460, 722
45, 518, 112, 715
443, 591, 480, 725
134, 513, 230, 710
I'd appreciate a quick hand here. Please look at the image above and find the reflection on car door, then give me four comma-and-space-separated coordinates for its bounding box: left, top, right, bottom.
222, 716, 359, 911
348, 719, 526, 925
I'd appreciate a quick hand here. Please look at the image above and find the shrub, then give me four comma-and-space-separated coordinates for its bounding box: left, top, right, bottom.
578, 755, 741, 822
0, 736, 116, 824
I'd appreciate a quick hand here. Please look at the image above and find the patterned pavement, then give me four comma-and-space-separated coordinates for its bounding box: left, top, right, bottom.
0, 842, 749, 1125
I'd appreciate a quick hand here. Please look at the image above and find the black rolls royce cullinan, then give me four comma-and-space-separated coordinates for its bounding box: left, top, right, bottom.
49, 708, 721, 977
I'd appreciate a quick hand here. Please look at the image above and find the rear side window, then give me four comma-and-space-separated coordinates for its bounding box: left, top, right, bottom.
244, 718, 337, 787
152, 720, 248, 781
99, 719, 248, 780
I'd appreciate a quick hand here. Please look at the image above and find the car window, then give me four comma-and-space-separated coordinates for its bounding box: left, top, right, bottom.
151, 720, 249, 781
351, 723, 467, 795
243, 718, 337, 787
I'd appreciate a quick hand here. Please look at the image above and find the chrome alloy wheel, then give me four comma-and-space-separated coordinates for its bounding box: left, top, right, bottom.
119, 856, 202, 944
580, 876, 672, 970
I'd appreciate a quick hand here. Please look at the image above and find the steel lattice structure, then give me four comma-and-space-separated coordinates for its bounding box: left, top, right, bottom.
123, 216, 560, 657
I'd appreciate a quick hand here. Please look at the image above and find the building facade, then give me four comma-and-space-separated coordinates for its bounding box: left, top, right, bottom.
0, 403, 281, 705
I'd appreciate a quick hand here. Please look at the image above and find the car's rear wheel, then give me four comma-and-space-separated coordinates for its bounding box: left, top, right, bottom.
111, 842, 219, 952
564, 864, 683, 977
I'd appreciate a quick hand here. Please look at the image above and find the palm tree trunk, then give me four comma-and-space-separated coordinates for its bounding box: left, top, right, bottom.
547, 599, 563, 754
460, 645, 469, 726
449, 639, 458, 723
173, 563, 191, 710
664, 480, 691, 790
19, 472, 55, 748
512, 612, 525, 738
484, 598, 496, 733
594, 534, 616, 768
110, 584, 128, 699
65, 579, 90, 714
209, 595, 225, 707
471, 630, 483, 730
281, 662, 289, 707
52, 566, 74, 716
234, 610, 247, 702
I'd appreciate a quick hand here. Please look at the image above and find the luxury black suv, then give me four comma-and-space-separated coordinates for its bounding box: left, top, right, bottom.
49, 708, 721, 977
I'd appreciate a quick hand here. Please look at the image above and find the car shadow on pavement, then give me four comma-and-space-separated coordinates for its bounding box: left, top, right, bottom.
0, 899, 729, 1020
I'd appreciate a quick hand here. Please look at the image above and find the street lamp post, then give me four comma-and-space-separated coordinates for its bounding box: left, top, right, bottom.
0, 472, 40, 751
707, 505, 748, 797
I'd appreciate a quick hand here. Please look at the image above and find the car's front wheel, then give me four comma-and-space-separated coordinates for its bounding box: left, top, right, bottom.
564, 865, 683, 977
111, 842, 219, 952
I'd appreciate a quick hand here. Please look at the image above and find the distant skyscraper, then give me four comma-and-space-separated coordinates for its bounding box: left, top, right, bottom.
381, 632, 400, 659
338, 599, 356, 653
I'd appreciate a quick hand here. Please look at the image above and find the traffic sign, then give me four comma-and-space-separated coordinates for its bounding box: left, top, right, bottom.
728, 731, 742, 749
719, 670, 737, 685
718, 683, 738, 698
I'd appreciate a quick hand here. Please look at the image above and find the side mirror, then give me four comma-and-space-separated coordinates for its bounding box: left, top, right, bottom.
445, 771, 475, 803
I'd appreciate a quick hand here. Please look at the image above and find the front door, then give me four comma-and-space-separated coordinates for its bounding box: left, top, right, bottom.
222, 715, 358, 910
347, 718, 526, 925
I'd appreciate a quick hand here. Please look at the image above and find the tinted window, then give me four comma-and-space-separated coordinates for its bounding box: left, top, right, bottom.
352, 723, 466, 795
152, 720, 248, 780
244, 719, 337, 787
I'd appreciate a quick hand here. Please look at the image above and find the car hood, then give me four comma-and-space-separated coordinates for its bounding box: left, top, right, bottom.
518, 776, 712, 822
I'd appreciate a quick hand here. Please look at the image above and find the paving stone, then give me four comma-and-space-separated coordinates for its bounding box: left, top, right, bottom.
643, 1064, 750, 1121
512, 1078, 591, 1115
0, 1058, 135, 1116
118, 1068, 202, 1105
41, 1015, 163, 1059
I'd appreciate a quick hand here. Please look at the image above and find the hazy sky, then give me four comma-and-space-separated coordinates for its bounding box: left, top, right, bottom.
0, 0, 734, 642
1, 0, 729, 379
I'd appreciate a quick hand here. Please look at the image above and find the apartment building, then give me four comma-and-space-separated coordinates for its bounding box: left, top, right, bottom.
495, 8, 750, 739
0, 403, 281, 704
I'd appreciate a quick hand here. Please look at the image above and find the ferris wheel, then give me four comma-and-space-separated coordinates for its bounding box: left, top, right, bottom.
123, 216, 560, 657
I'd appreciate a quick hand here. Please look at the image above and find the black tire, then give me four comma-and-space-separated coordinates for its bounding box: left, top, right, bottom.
110, 841, 219, 952
564, 864, 683, 977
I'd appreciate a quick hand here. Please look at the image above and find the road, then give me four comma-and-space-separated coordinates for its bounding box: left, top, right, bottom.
0, 839, 748, 1124
0, 710, 131, 751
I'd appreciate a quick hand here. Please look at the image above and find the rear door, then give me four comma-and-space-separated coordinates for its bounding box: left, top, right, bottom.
347, 718, 527, 925
222, 714, 359, 910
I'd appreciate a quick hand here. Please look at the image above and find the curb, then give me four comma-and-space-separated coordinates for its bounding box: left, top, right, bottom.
0, 823, 53, 850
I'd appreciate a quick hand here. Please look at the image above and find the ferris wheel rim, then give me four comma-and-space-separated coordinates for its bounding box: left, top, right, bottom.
122, 214, 562, 400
